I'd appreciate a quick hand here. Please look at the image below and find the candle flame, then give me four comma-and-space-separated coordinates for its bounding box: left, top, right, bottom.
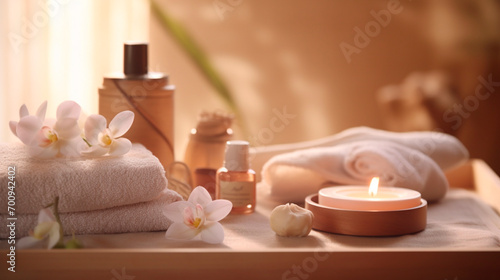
369, 177, 379, 197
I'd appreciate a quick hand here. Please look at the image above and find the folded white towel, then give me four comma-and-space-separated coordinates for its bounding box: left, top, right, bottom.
262, 138, 462, 203
251, 126, 469, 176
0, 143, 170, 214
0, 190, 182, 238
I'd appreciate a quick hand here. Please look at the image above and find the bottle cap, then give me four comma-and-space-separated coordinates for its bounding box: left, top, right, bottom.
223, 140, 250, 171
124, 42, 148, 76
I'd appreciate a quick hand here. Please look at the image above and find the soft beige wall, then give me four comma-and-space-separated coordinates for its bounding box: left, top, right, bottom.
149, 0, 434, 158
1, 0, 436, 162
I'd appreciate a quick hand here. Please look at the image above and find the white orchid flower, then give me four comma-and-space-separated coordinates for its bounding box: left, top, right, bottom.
9, 101, 46, 137
163, 186, 232, 244
82, 111, 134, 157
12, 101, 82, 158
17, 208, 62, 249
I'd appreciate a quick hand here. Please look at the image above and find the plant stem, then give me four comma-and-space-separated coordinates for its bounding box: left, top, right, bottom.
150, 0, 249, 137
53, 196, 65, 247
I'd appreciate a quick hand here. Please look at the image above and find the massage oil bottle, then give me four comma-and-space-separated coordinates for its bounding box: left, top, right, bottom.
98, 42, 175, 171
216, 141, 256, 214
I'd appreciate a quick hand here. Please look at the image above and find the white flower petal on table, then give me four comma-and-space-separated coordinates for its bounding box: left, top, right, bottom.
37, 208, 56, 224
81, 145, 108, 157
35, 100, 48, 122
33, 222, 56, 239
84, 114, 107, 144
54, 118, 81, 140
56, 100, 81, 120
16, 116, 43, 145
108, 138, 132, 156
204, 200, 232, 222
109, 110, 134, 138
47, 223, 61, 249
200, 222, 224, 244
17, 236, 40, 249
9, 121, 18, 136
19, 104, 29, 118
188, 186, 213, 207
165, 222, 199, 241
163, 201, 192, 223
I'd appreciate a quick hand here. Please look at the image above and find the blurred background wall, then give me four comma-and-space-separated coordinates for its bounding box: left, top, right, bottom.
150, 0, 434, 151
2, 0, 499, 172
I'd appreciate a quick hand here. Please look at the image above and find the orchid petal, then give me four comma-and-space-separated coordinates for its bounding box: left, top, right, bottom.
9, 121, 18, 136
35, 126, 55, 148
183, 206, 195, 225
81, 145, 108, 157
204, 200, 233, 222
47, 223, 61, 249
77, 111, 88, 135
108, 138, 132, 156
38, 208, 56, 224
16, 116, 43, 145
109, 111, 134, 138
163, 201, 193, 223
84, 114, 106, 144
188, 186, 213, 207
58, 139, 84, 157
53, 118, 81, 140
17, 236, 41, 249
200, 222, 224, 244
35, 101, 48, 122
33, 222, 56, 239
19, 104, 29, 118
165, 222, 199, 241
43, 118, 56, 128
56, 101, 81, 120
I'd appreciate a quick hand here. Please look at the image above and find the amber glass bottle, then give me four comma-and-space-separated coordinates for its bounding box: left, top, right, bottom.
184, 111, 233, 198
216, 141, 256, 214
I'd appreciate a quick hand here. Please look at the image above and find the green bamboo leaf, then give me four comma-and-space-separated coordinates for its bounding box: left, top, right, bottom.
150, 0, 240, 116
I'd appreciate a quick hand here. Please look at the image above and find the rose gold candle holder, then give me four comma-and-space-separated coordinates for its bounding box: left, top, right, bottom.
305, 194, 427, 236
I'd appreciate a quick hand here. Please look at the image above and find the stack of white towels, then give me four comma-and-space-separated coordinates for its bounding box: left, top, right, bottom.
254, 127, 469, 203
0, 143, 181, 238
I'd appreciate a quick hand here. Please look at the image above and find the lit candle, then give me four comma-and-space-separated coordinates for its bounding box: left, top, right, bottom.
318, 177, 422, 211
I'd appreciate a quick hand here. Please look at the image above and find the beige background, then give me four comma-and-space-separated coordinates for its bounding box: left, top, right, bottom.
2, 0, 498, 171
149, 0, 435, 156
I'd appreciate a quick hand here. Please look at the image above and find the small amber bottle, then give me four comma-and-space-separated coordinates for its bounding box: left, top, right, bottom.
184, 111, 233, 198
216, 141, 256, 214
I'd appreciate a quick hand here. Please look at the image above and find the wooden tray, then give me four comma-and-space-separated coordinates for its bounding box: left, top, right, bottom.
1, 160, 500, 280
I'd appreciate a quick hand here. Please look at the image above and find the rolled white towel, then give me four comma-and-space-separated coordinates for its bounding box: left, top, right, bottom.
262, 140, 450, 203
251, 126, 469, 176
0, 143, 171, 214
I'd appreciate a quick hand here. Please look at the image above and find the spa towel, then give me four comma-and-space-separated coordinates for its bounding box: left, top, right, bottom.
251, 126, 469, 176
0, 143, 170, 214
262, 140, 451, 203
0, 189, 182, 238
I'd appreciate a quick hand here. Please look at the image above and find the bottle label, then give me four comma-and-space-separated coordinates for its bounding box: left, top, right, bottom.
219, 181, 254, 208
